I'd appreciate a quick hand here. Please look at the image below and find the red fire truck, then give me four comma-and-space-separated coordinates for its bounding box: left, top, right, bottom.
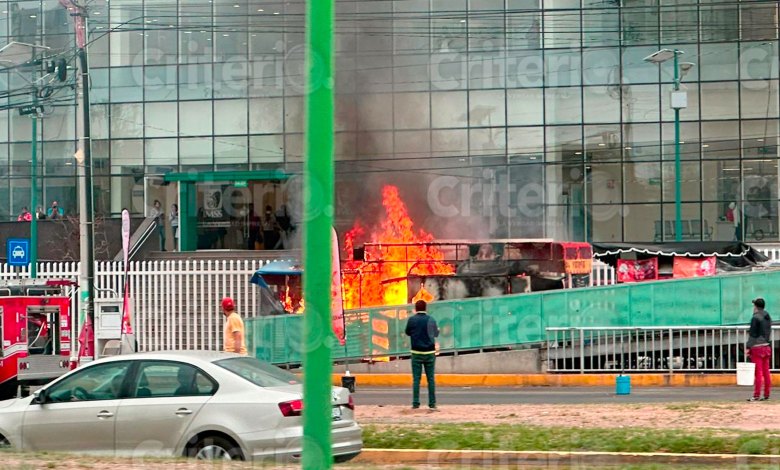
0, 279, 76, 399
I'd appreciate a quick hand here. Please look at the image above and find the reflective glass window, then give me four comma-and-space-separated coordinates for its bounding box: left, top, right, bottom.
145, 138, 178, 166
545, 125, 581, 163
583, 86, 620, 124
110, 103, 143, 138
741, 81, 779, 119
144, 102, 178, 138
700, 82, 738, 120
545, 50, 581, 87
431, 92, 467, 129
144, 66, 178, 101
180, 137, 213, 166
214, 99, 248, 135
700, 43, 737, 81
249, 98, 284, 134
507, 88, 543, 126
545, 87, 582, 125
621, 0, 659, 45
109, 67, 144, 102
179, 101, 213, 136
701, 121, 739, 159
469, 90, 505, 128
582, 48, 619, 86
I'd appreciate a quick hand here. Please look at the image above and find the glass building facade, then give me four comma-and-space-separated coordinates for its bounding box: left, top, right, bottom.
0, 0, 778, 246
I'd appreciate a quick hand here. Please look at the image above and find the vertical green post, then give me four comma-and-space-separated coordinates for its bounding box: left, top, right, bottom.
303, 0, 335, 467
673, 50, 682, 242
179, 182, 197, 251
30, 113, 38, 278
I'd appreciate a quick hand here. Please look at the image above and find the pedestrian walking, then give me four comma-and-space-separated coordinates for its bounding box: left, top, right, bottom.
169, 204, 179, 251
405, 299, 439, 410
746, 298, 772, 402
221, 297, 247, 355
150, 200, 165, 251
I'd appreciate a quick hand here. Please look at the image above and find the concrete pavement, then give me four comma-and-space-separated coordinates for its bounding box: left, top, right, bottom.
332, 372, 758, 388
353, 385, 752, 405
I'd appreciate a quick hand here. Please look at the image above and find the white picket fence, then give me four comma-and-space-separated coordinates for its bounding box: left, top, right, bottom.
2, 247, 778, 353
591, 260, 615, 286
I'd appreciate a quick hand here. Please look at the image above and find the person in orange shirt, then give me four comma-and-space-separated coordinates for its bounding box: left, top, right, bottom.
221, 297, 247, 355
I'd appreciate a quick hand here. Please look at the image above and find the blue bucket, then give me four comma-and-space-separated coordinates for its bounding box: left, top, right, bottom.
616, 375, 631, 395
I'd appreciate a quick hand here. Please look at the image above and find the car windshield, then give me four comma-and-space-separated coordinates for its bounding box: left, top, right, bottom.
215, 357, 301, 387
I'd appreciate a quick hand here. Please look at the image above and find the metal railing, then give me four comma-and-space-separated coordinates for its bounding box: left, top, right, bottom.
546, 326, 780, 373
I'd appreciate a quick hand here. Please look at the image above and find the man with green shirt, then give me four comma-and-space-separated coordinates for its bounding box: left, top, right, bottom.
405, 299, 439, 410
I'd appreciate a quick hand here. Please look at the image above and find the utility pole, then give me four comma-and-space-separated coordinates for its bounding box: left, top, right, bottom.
60, 0, 95, 358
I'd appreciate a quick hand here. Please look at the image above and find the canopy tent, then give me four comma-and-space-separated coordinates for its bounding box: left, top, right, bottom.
250, 260, 303, 288
592, 242, 769, 271
250, 260, 302, 315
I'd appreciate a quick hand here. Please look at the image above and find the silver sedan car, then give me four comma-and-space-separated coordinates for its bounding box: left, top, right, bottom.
0, 350, 362, 462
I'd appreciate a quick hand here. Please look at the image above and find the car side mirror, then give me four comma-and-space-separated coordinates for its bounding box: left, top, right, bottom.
32, 389, 46, 405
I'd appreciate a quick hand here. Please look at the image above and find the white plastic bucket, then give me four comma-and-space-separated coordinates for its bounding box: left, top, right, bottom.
737, 362, 755, 386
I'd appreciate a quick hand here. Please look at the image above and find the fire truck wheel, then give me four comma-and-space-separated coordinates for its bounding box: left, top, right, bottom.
187, 434, 244, 461
72, 386, 91, 401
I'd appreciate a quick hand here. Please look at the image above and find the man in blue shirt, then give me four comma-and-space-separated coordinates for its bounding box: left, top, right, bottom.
46, 200, 63, 219
405, 299, 439, 410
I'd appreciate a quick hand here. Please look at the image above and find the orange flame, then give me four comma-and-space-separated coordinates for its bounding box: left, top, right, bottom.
342, 185, 454, 309
282, 284, 304, 314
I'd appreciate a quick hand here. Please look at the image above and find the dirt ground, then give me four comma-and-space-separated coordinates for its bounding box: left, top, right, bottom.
356, 402, 780, 431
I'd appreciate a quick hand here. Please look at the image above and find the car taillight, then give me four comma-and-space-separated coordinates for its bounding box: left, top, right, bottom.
346, 395, 354, 410
278, 399, 304, 417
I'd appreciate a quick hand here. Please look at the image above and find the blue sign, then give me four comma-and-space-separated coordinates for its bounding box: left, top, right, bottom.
7, 238, 30, 267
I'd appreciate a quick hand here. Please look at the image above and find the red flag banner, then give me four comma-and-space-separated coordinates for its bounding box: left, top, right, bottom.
616, 258, 658, 283
121, 209, 133, 335
673, 256, 717, 278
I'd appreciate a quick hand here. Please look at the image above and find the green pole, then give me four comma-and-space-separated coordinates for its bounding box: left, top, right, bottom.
303, 0, 335, 467
30, 112, 38, 278
673, 50, 682, 242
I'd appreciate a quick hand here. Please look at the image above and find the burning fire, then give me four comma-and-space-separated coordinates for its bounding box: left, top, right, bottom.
342, 186, 454, 309
282, 284, 305, 314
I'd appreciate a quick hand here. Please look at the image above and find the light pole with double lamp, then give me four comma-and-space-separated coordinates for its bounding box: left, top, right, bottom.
644, 49, 696, 242
0, 42, 52, 277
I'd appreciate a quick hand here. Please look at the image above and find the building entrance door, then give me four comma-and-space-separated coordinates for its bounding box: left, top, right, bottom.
163, 170, 293, 251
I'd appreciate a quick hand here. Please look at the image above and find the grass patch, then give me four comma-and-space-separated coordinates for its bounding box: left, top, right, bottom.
364, 423, 780, 455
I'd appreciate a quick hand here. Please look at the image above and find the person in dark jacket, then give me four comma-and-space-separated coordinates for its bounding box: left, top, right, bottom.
405, 299, 439, 410
746, 298, 772, 401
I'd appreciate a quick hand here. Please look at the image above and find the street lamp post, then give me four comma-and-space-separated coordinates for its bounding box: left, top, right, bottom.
0, 42, 50, 275
644, 49, 695, 242
672, 51, 682, 242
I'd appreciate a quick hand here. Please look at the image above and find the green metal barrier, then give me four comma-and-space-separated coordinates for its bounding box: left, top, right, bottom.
245, 270, 780, 364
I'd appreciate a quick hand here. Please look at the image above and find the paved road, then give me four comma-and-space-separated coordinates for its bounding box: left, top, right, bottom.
353, 386, 753, 405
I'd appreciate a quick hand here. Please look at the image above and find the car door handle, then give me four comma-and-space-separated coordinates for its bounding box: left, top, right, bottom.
96, 410, 114, 418
175, 408, 193, 416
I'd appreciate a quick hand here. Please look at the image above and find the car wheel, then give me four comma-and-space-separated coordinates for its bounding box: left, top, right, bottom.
334, 452, 360, 463
0, 435, 11, 449
188, 435, 243, 461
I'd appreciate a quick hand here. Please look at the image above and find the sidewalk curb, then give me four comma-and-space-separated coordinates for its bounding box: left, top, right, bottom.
331, 373, 752, 387
352, 448, 780, 467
